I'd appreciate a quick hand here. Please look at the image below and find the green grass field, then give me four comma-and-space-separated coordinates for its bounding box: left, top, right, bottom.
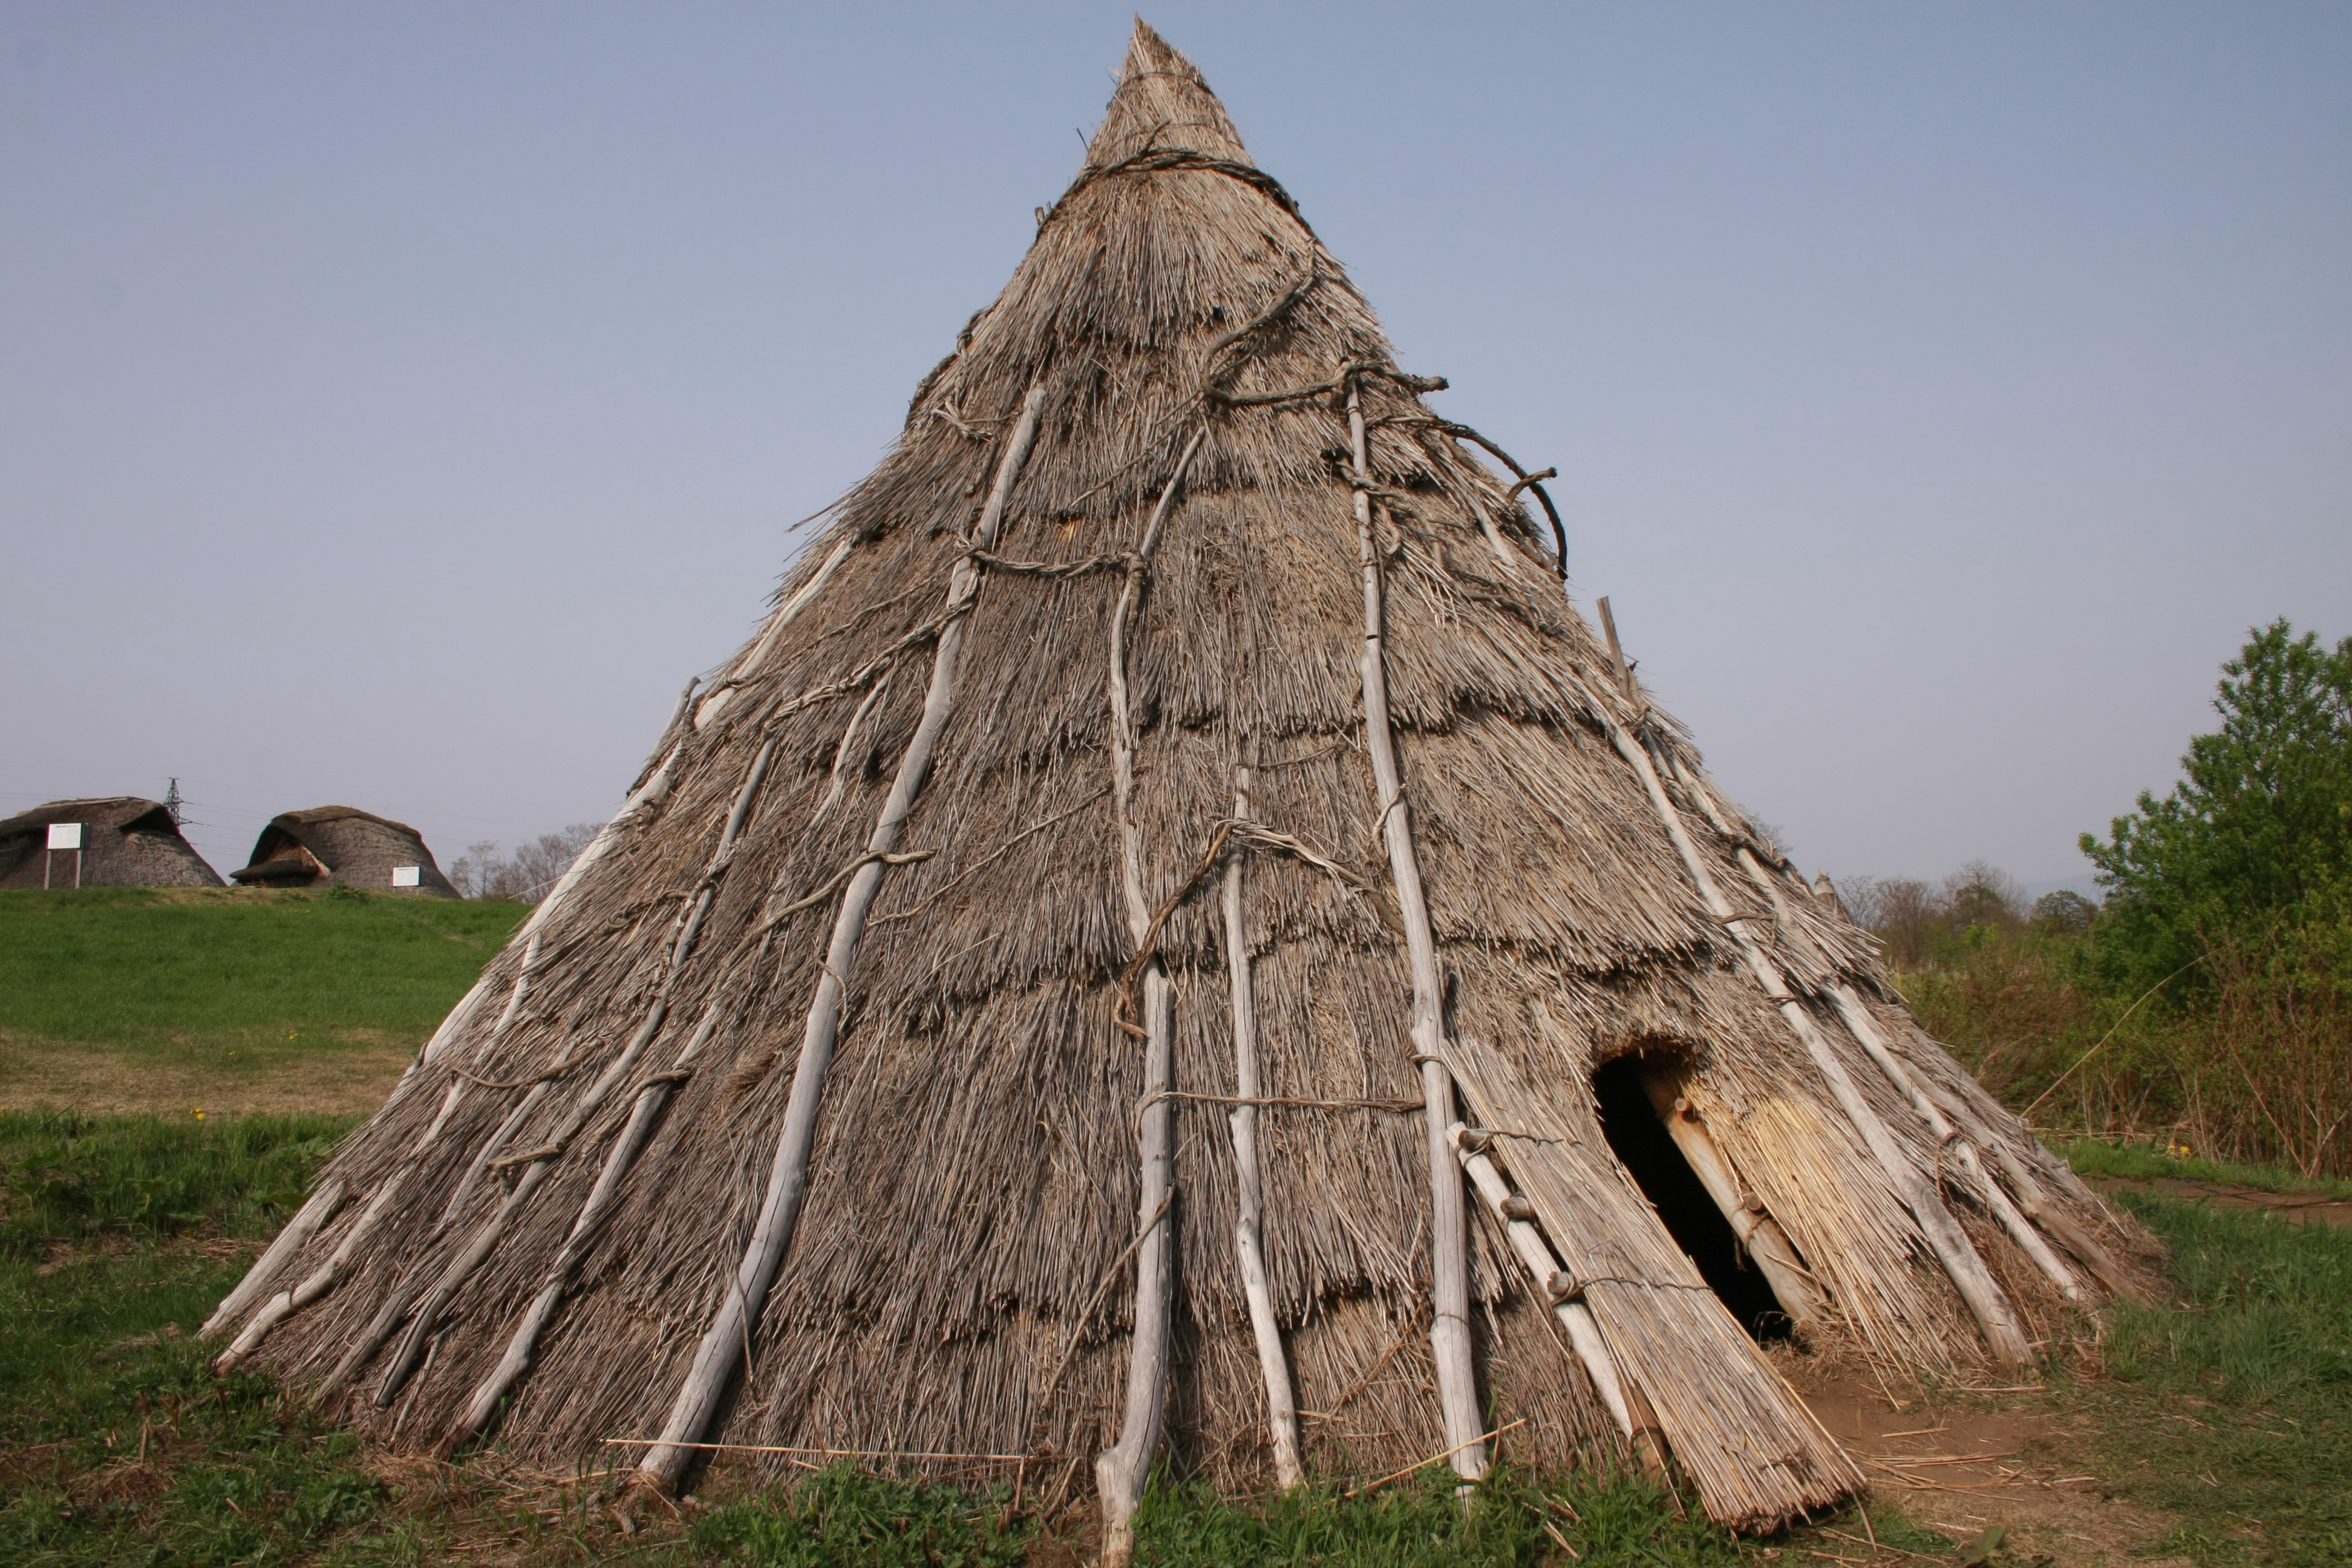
0, 888, 528, 1118
5, 894, 2349, 1563
3, 1110, 2347, 1565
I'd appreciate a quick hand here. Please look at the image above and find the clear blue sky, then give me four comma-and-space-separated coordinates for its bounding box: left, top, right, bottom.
4, 2, 2345, 889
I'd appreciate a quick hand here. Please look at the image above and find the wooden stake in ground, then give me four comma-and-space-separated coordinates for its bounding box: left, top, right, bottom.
1602, 711, 2034, 1368
1347, 376, 1487, 1483
1221, 754, 1305, 1490
635, 385, 1048, 1492
1096, 428, 1207, 1568
1449, 1123, 1663, 1470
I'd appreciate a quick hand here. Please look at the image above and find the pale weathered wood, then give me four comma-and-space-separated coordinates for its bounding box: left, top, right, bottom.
1607, 722, 2034, 1367
459, 993, 738, 1439
1449, 1125, 1662, 1469
213, 1080, 470, 1374
694, 537, 857, 731
1823, 984, 2083, 1303
637, 385, 1048, 1492
1096, 428, 1209, 1567
1632, 1067, 1830, 1335
1221, 758, 1304, 1490
354, 738, 780, 1407
200, 1178, 345, 1340
1347, 378, 1486, 1481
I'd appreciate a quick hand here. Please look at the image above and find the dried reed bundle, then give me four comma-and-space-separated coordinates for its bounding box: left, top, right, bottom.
209, 20, 2153, 1540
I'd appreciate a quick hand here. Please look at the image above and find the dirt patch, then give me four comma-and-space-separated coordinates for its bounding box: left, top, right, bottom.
2091, 1175, 2352, 1228
1797, 1376, 2187, 1567
0, 1030, 411, 1118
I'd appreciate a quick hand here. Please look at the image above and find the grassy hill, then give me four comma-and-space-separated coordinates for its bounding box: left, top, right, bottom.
0, 887, 528, 1118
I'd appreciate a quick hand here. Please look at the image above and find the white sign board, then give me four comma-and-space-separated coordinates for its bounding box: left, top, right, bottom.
391, 865, 422, 888
47, 822, 83, 851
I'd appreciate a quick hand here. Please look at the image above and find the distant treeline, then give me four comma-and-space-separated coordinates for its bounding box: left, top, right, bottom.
1843, 619, 2351, 1178
448, 823, 599, 904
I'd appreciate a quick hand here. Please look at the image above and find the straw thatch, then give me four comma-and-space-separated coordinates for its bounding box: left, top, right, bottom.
207, 22, 2155, 1543
230, 806, 459, 898
0, 797, 223, 889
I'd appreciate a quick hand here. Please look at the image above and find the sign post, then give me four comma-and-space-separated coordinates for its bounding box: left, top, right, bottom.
46, 822, 84, 889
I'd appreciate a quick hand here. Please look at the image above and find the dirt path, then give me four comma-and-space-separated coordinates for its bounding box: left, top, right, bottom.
2089, 1175, 2352, 1227
0, 1030, 411, 1119
1797, 1377, 2186, 1567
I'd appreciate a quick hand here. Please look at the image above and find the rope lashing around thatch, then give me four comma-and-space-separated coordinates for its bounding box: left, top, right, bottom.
1206, 358, 1447, 411
871, 786, 1113, 927
637, 385, 1050, 1494
1345, 371, 1489, 1486
1043, 144, 1306, 226
756, 850, 937, 935
446, 1061, 573, 1092
1133, 1089, 1425, 1120
1111, 818, 1234, 1040
964, 547, 1138, 581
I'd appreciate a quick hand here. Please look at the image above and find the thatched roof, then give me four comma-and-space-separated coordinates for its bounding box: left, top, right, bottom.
208, 22, 2152, 1541
230, 806, 459, 898
0, 796, 223, 890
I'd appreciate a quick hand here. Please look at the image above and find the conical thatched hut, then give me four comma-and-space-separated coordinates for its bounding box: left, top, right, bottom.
229, 806, 459, 898
0, 797, 224, 889
207, 24, 2151, 1547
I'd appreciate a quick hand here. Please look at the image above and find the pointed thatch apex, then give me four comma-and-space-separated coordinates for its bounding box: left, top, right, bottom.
206, 22, 2158, 1549
1086, 19, 1250, 167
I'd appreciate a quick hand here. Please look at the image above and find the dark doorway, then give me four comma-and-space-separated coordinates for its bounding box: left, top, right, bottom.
1590, 1056, 1792, 1342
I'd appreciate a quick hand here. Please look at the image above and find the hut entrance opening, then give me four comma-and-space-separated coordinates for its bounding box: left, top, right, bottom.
1591, 1054, 1794, 1343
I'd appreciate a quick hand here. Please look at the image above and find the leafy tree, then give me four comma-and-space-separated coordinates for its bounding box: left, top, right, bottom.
2082, 619, 2352, 987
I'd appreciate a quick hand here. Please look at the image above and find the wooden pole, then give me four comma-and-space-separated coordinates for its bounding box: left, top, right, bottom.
636, 385, 1048, 1492
458, 990, 740, 1440
351, 738, 779, 1407
200, 1178, 345, 1340
1347, 377, 1488, 1484
1605, 720, 2034, 1367
1632, 1067, 1830, 1336
1096, 429, 1207, 1567
1448, 1125, 1664, 1472
1221, 756, 1304, 1490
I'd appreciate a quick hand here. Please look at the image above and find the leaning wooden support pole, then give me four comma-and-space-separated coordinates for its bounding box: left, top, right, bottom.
1912, 1064, 2146, 1302
458, 987, 742, 1442
1631, 1068, 1829, 1336
1448, 1125, 1663, 1473
201, 1178, 345, 1340
1659, 748, 2093, 1310
1221, 758, 1304, 1491
1606, 724, 2034, 1367
353, 739, 779, 1407
214, 1080, 470, 1374
635, 385, 1048, 1493
1347, 378, 1488, 1482
1821, 985, 2083, 1304
1096, 428, 1209, 1566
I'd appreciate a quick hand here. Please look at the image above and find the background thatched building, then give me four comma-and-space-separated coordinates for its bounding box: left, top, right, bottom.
209, 24, 2152, 1547
0, 797, 223, 889
230, 806, 458, 898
